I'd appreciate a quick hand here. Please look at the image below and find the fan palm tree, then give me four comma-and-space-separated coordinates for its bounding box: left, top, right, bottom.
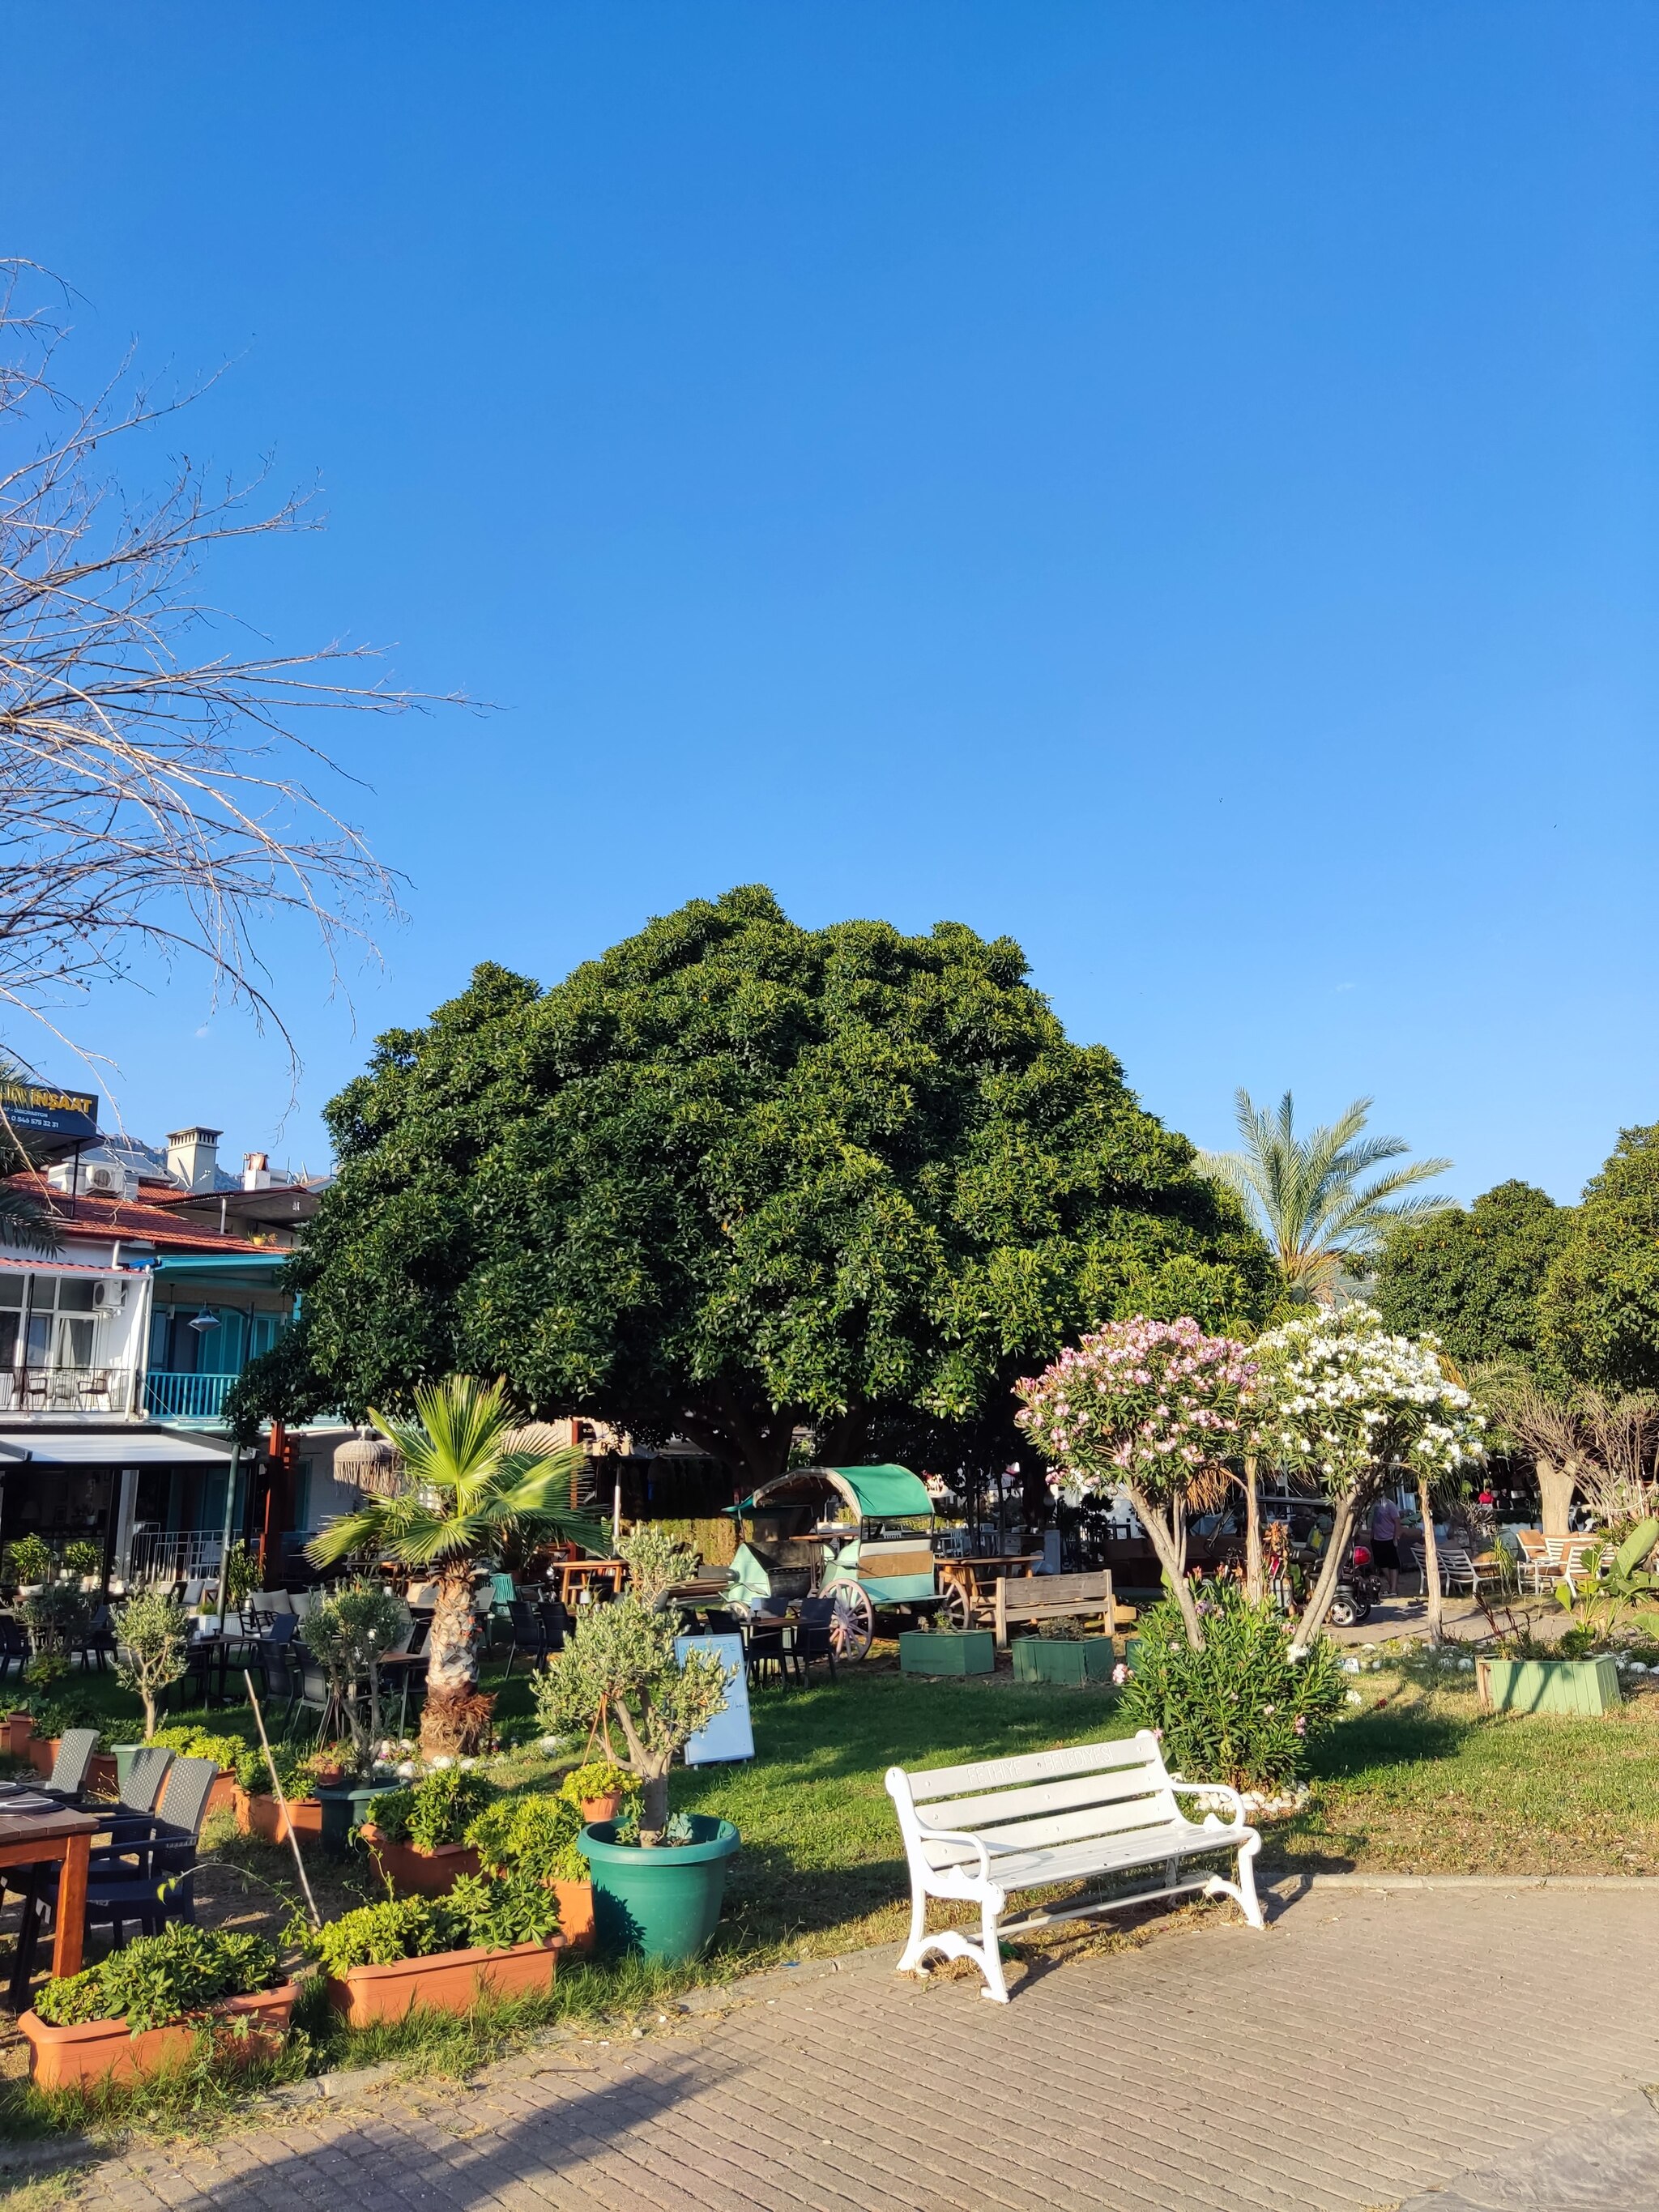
1202, 1089, 1451, 1303
307, 1375, 609, 1744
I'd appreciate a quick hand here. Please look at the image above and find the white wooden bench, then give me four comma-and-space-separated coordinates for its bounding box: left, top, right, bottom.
885, 1731, 1263, 2003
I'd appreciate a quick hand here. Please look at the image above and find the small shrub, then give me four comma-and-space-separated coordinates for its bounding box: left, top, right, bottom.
114, 1591, 190, 1738
4, 1535, 52, 1587
21, 1586, 90, 1656
233, 1739, 310, 1796
150, 1726, 245, 1771
1035, 1617, 1084, 1642
367, 1766, 493, 1852
313, 1895, 465, 1976
466, 1792, 586, 1884
446, 1867, 561, 1950
1118, 1584, 1347, 1791
62, 1540, 104, 1579
34, 1924, 279, 2034
22, 1654, 67, 1692
558, 1758, 635, 1806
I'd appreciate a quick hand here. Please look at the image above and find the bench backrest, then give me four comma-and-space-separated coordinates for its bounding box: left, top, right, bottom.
994, 1568, 1114, 1639
887, 1732, 1179, 1869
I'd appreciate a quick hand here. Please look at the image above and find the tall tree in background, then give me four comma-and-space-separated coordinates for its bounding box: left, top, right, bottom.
1540, 1126, 1659, 1394
260, 888, 1276, 1489
0, 262, 435, 1078
1372, 1180, 1574, 1385
1201, 1089, 1451, 1305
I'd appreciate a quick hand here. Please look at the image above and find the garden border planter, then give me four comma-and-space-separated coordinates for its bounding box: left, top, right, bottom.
19, 1983, 299, 2091
898, 1630, 996, 1677
1477, 1656, 1623, 1715
579, 1814, 740, 1962
1011, 1636, 1118, 1686
326, 1937, 564, 2026
360, 1826, 481, 1895
6, 1712, 35, 1760
234, 1788, 322, 1844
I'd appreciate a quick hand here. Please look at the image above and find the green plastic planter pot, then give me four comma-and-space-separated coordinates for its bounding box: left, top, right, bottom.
1012, 1637, 1118, 1686
898, 1630, 996, 1677
1477, 1655, 1622, 1715
315, 1779, 397, 1854
110, 1744, 147, 1792
579, 1814, 740, 1962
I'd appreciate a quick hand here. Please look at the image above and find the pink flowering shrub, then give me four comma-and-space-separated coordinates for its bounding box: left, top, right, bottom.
1015, 1317, 1256, 1648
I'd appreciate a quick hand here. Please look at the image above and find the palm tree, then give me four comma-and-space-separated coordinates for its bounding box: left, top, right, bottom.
1202, 1089, 1451, 1303
307, 1375, 609, 1747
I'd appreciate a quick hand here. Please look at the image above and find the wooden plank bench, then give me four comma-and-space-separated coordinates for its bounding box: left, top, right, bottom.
885, 1730, 1263, 2003
992, 1567, 1115, 1647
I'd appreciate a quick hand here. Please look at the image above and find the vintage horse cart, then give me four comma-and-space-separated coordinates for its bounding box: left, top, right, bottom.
724, 1464, 946, 1660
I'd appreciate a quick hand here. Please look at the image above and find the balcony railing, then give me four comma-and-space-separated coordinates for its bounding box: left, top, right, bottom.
0, 1366, 132, 1415
143, 1371, 234, 1421
126, 1527, 224, 1585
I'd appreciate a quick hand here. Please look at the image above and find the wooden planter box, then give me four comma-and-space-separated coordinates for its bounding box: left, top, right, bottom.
235, 1788, 323, 1844
1477, 1656, 1622, 1715
898, 1630, 996, 1677
1012, 1637, 1118, 1686
326, 1936, 564, 2026
361, 1826, 481, 1895
19, 1983, 298, 2091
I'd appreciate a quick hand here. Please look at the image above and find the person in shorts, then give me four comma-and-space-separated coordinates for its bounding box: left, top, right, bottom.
1370, 1494, 1403, 1597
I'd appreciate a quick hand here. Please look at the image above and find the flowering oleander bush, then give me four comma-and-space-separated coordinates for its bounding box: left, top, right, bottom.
1017, 1316, 1256, 1648
1119, 1583, 1346, 1791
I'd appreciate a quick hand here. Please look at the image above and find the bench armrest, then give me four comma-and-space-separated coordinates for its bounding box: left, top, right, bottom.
909, 1819, 994, 1884
1169, 1779, 1249, 1825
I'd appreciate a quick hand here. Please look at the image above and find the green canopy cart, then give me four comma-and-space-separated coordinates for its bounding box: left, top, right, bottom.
726, 1464, 945, 1661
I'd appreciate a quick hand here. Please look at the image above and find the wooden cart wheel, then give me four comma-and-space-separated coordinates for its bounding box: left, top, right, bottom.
830, 1583, 875, 1661
940, 1582, 971, 1630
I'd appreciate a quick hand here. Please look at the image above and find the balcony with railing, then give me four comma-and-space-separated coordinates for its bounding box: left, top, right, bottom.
0, 1366, 133, 1416
143, 1371, 235, 1422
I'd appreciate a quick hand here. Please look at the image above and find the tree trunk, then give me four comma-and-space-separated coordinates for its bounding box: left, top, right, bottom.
1537, 1455, 1575, 1536
1419, 1477, 1444, 1645
426, 1569, 479, 1698
1125, 1483, 1205, 1651
1295, 1493, 1361, 1650
1243, 1455, 1263, 1607
638, 1764, 670, 1837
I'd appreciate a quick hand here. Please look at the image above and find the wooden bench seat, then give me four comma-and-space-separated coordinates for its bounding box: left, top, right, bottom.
885, 1731, 1263, 2003
992, 1567, 1115, 1647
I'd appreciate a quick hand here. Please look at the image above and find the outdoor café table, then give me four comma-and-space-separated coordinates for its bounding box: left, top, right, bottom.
0, 1790, 98, 1983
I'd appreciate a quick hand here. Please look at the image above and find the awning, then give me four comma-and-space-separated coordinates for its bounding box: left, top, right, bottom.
736, 1463, 933, 1521
0, 1431, 237, 1466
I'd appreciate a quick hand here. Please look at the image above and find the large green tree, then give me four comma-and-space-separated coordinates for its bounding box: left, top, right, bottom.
1372, 1179, 1573, 1384
1539, 1125, 1659, 1391
267, 888, 1273, 1487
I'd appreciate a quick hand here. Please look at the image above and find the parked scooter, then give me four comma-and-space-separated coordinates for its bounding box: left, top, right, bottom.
1327, 1541, 1383, 1628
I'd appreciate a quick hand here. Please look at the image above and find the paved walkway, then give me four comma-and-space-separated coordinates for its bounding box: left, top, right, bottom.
62, 1880, 1659, 2212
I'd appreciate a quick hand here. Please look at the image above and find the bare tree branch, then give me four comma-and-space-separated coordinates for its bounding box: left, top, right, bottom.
0, 261, 463, 1092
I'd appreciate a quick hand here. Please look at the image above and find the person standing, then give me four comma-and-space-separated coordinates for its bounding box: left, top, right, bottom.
1370, 1494, 1403, 1599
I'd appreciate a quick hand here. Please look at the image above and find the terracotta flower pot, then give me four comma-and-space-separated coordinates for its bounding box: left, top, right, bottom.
360, 1826, 481, 1896
26, 1736, 57, 1779
86, 1754, 117, 1795
579, 1792, 625, 1822
234, 1788, 322, 1845
20, 1984, 299, 2091
549, 1877, 595, 1954
203, 1769, 238, 1817
326, 1936, 563, 2027
6, 1712, 35, 1760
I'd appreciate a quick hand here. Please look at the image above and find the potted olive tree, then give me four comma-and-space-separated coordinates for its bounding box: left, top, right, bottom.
111, 1590, 191, 1786
305, 1579, 407, 1849
534, 1532, 736, 1962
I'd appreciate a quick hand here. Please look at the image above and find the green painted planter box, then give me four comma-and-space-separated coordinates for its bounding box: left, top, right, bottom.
1011, 1637, 1118, 1686
1477, 1655, 1622, 1715
898, 1630, 996, 1677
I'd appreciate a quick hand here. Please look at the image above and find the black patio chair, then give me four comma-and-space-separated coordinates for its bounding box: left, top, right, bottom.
796, 1596, 839, 1681
536, 1599, 573, 1652
70, 1604, 117, 1673
744, 1617, 800, 1689
503, 1600, 551, 1677
0, 1617, 30, 1683
287, 1647, 339, 1744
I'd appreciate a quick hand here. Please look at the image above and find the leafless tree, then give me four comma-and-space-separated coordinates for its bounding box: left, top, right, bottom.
0, 261, 449, 1085
1473, 1364, 1659, 1531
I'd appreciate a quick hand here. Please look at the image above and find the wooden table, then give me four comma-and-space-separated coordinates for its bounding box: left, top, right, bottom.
557, 1559, 625, 1603
0, 1802, 99, 1980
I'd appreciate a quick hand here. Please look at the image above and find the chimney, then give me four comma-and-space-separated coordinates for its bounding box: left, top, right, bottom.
165, 1126, 221, 1193
243, 1150, 273, 1191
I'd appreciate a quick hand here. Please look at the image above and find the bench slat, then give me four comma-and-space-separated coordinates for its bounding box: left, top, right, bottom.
904, 1735, 1155, 1803
922, 1766, 1175, 1829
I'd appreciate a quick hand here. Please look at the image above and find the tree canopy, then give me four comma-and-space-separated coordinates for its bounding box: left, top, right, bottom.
267, 886, 1274, 1485
1372, 1179, 1574, 1385
1539, 1125, 1659, 1392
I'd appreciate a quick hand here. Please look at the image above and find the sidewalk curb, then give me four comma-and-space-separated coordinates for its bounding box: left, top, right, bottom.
1286, 1872, 1659, 1890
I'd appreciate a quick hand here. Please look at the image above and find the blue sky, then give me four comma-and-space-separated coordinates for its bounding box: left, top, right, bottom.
7, 2, 1656, 1202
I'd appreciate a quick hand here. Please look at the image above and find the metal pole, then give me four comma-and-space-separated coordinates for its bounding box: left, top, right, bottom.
216, 1440, 241, 1614
244, 1671, 319, 1928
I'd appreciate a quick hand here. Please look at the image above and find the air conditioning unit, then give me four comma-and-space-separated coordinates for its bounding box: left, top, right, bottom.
46, 1158, 136, 1199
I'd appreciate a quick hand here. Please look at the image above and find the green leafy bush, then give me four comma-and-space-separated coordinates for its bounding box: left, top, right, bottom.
114, 1590, 190, 1738
466, 1792, 586, 1884
22, 1654, 66, 1692
557, 1758, 636, 1806
20, 1585, 90, 1655
313, 1895, 464, 1976
365, 1765, 493, 1851
34, 1924, 279, 2034
233, 1738, 312, 1797
151, 1725, 245, 1771
62, 1540, 104, 1578
4, 1535, 51, 1587
446, 1867, 561, 1949
1118, 1583, 1347, 1790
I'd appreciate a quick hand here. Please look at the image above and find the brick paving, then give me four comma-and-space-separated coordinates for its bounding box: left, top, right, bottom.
65, 1882, 1659, 2212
